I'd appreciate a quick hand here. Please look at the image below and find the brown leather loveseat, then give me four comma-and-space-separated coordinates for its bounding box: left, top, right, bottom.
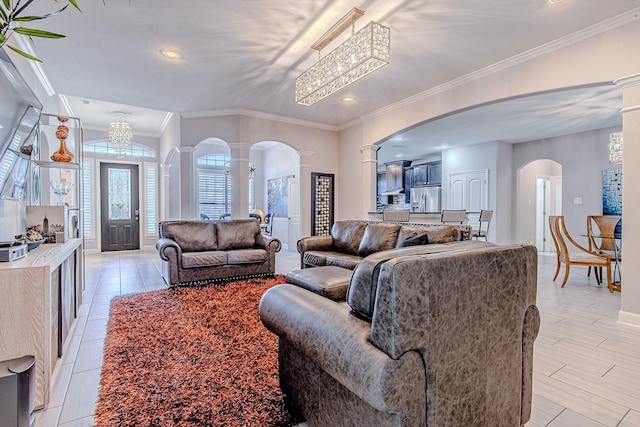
156, 219, 281, 286
297, 220, 471, 269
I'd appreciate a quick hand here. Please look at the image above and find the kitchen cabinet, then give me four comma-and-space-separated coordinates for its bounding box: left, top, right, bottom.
428, 161, 442, 186
412, 161, 441, 186
385, 160, 411, 191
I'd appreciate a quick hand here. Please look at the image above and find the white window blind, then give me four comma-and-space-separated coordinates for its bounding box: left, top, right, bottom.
81, 159, 93, 237
198, 170, 231, 220
145, 163, 157, 235
248, 175, 254, 213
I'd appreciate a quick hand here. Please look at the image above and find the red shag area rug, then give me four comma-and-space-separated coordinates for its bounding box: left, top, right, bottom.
95, 275, 299, 427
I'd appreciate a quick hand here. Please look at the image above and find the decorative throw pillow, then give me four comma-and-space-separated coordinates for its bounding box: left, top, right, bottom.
399, 232, 428, 247
357, 223, 401, 257
426, 225, 460, 244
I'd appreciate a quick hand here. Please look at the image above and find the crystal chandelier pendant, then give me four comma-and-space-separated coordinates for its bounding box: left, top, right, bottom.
109, 112, 133, 157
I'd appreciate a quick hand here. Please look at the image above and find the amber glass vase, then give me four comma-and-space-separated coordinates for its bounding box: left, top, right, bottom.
50, 122, 74, 162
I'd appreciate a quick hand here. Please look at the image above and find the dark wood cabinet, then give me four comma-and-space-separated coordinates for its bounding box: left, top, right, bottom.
385, 161, 411, 191
428, 161, 442, 186
412, 161, 441, 186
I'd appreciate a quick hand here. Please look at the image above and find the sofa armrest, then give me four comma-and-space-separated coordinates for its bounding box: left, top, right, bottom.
259, 284, 425, 415
297, 235, 334, 268
156, 237, 182, 262
255, 233, 282, 253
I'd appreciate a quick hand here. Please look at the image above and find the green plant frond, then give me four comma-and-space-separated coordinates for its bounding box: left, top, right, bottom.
14, 7, 70, 22
13, 27, 66, 39
1, 0, 9, 11
67, 0, 81, 12
6, 44, 42, 62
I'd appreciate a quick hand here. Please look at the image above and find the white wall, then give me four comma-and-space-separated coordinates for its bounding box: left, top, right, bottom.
441, 141, 504, 242
261, 143, 299, 249
513, 126, 618, 245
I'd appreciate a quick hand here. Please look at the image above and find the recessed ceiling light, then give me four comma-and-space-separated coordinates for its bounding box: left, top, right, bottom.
548, 0, 564, 4
160, 49, 183, 59
341, 96, 355, 103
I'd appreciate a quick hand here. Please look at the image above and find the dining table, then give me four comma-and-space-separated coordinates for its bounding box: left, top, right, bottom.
582, 232, 622, 291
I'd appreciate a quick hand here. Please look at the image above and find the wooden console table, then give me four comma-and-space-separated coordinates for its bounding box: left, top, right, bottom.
0, 239, 83, 409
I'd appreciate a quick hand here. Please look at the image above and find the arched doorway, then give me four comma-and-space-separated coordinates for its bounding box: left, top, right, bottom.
517, 159, 562, 251
250, 141, 301, 251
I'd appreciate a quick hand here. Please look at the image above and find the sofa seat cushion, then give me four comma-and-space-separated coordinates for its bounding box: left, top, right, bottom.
181, 251, 228, 268
332, 221, 368, 255
285, 266, 353, 301
227, 248, 268, 264
325, 253, 363, 270
160, 221, 217, 252
217, 219, 260, 250
358, 223, 401, 257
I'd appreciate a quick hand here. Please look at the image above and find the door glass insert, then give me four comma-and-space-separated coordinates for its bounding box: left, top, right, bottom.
108, 167, 131, 220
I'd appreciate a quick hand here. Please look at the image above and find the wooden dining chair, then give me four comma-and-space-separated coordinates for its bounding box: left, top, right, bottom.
548, 215, 614, 292
586, 215, 621, 282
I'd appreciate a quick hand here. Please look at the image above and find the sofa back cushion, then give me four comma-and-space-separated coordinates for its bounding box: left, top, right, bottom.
159, 221, 217, 252
331, 221, 368, 255
396, 224, 461, 248
216, 219, 260, 250
358, 223, 401, 257
348, 241, 494, 320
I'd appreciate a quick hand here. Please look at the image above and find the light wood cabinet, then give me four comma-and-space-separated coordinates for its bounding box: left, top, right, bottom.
0, 239, 83, 409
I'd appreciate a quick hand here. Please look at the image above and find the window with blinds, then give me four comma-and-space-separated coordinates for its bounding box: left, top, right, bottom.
145, 163, 157, 235
81, 159, 93, 237
198, 170, 231, 219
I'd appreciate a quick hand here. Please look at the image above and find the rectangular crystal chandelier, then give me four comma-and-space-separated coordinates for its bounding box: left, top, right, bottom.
295, 20, 390, 106
609, 132, 623, 164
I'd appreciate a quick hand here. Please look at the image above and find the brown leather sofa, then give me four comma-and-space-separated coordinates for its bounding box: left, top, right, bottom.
297, 220, 471, 269
156, 219, 281, 286
260, 243, 540, 426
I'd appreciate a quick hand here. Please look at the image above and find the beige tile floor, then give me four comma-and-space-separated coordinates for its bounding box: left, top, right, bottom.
33, 249, 640, 427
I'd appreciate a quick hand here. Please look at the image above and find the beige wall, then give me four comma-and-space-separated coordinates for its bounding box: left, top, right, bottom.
170, 114, 339, 237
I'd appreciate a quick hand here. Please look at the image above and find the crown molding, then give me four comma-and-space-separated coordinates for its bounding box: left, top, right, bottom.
356, 8, 640, 126
181, 108, 339, 132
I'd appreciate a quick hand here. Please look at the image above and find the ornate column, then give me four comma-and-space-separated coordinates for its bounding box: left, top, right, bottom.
299, 150, 315, 239
229, 143, 252, 219
178, 146, 195, 219
615, 73, 640, 326
360, 144, 380, 217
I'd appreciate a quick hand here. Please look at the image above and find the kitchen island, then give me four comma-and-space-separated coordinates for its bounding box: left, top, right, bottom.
368, 210, 480, 225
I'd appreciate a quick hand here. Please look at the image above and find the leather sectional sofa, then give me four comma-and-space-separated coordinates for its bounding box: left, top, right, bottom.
156, 219, 281, 286
260, 242, 539, 426
297, 220, 471, 269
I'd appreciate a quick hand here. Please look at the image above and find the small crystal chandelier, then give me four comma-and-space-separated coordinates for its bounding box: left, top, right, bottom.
109, 112, 133, 156
295, 8, 390, 106
609, 132, 623, 164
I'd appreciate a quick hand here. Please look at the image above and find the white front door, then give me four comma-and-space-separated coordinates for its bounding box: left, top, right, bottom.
287, 177, 300, 252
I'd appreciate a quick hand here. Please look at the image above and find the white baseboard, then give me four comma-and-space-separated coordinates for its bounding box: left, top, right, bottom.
618, 310, 640, 328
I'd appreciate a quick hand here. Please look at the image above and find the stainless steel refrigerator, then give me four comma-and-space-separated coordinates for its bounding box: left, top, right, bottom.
410, 186, 441, 212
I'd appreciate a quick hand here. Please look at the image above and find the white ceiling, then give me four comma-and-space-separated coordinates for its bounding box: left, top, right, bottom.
21, 0, 640, 154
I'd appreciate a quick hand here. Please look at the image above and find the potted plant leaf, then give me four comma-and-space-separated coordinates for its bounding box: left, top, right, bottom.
0, 0, 82, 62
